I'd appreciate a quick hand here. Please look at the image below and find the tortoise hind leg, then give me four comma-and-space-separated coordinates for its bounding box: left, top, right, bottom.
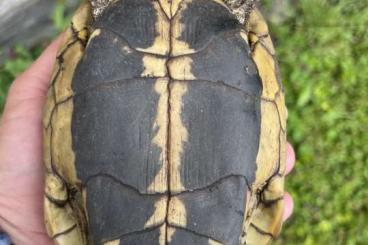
43, 3, 91, 244
242, 7, 288, 245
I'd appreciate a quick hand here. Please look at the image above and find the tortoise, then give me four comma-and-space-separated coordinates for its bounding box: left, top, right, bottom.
43, 0, 287, 244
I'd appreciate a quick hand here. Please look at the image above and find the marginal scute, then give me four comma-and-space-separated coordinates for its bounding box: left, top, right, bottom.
278, 129, 287, 176
275, 91, 288, 131
51, 100, 78, 183
45, 173, 68, 203
252, 42, 279, 100
247, 8, 269, 36
44, 2, 91, 245
54, 41, 84, 102
43, 126, 52, 171
261, 176, 284, 203
43, 87, 56, 128
250, 192, 284, 239
54, 226, 84, 245
245, 7, 287, 245
44, 199, 77, 238
254, 101, 281, 188
244, 225, 273, 245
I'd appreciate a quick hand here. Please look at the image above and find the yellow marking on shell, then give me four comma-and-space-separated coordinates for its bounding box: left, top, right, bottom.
278, 130, 287, 176
54, 226, 84, 245
168, 57, 196, 81
254, 101, 280, 188
158, 0, 184, 18
245, 224, 273, 245
260, 35, 276, 56
244, 8, 287, 244
169, 81, 188, 193
136, 1, 170, 55
248, 33, 259, 47
87, 29, 102, 48
54, 41, 84, 103
167, 226, 177, 243
208, 239, 223, 245
275, 91, 287, 131
82, 188, 89, 223
144, 197, 168, 228
45, 173, 68, 202
148, 78, 169, 193
248, 181, 284, 240
43, 89, 55, 128
242, 189, 258, 242
159, 224, 167, 245
51, 100, 78, 183
240, 30, 250, 46
261, 177, 284, 203
71, 2, 92, 32
141, 55, 168, 78
168, 196, 187, 227
44, 3, 91, 244
171, 0, 196, 56
43, 122, 52, 171
252, 42, 280, 100
103, 239, 120, 245
57, 2, 90, 52
44, 199, 77, 237
247, 8, 269, 36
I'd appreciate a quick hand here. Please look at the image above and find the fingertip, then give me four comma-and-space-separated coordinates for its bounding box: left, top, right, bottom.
283, 192, 294, 221
285, 142, 296, 175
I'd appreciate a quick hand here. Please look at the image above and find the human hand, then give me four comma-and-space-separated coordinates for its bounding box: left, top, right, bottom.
0, 37, 62, 245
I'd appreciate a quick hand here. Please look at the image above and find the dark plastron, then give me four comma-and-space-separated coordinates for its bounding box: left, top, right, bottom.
70, 0, 263, 244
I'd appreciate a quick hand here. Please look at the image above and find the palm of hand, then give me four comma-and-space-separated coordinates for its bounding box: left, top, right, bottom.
0, 37, 295, 245
0, 38, 62, 245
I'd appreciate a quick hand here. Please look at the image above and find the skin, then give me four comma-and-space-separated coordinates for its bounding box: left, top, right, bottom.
0, 37, 295, 245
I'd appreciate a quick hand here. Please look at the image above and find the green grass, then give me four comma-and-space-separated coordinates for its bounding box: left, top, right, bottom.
1, 0, 368, 244
0, 1, 72, 112
267, 0, 368, 244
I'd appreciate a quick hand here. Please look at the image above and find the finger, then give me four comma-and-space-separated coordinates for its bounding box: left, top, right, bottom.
283, 192, 294, 221
18, 34, 64, 87
285, 142, 296, 176
6, 35, 64, 106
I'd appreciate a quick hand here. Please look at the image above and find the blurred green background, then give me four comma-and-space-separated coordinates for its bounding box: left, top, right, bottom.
0, 0, 367, 244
